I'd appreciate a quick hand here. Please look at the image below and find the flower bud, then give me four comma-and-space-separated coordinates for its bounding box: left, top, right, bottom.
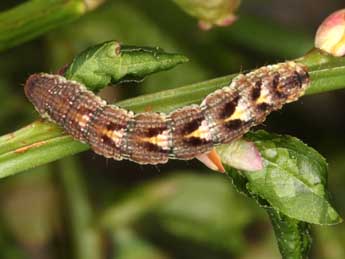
173, 0, 241, 30
315, 9, 345, 57
216, 139, 264, 172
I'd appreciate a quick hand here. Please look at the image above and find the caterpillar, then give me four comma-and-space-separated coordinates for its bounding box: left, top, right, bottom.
24, 61, 310, 165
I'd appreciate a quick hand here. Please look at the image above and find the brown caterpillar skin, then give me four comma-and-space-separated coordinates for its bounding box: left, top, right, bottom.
24, 61, 310, 164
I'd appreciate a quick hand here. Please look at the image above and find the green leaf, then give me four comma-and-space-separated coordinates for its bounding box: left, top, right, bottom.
65, 41, 189, 91
221, 130, 342, 225
46, 1, 210, 94
267, 208, 312, 259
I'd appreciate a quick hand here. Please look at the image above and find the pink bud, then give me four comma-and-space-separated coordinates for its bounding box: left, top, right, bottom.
198, 14, 237, 31
216, 139, 264, 172
174, 0, 241, 30
315, 9, 345, 57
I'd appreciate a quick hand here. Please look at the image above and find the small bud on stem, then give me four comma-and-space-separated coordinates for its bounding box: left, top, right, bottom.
173, 0, 241, 30
315, 9, 345, 57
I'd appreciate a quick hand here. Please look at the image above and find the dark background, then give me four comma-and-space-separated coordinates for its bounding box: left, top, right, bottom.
0, 0, 344, 258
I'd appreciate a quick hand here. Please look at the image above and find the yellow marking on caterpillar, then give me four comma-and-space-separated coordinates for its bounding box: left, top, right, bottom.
185, 129, 203, 139
256, 86, 271, 105
224, 109, 244, 122
256, 94, 268, 104
102, 129, 123, 145
184, 121, 211, 140
141, 136, 160, 145
140, 131, 170, 149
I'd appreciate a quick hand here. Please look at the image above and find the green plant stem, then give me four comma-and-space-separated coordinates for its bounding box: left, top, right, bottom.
59, 157, 103, 259
0, 0, 104, 52
0, 49, 344, 178
267, 208, 312, 259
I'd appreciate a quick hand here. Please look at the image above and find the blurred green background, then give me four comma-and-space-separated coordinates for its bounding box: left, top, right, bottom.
0, 0, 345, 258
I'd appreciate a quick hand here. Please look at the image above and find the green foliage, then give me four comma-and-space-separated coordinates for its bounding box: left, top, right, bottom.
247, 131, 340, 225
65, 41, 188, 91
59, 157, 103, 259
267, 208, 312, 259
0, 0, 102, 52
46, 0, 209, 93
113, 228, 167, 259
225, 15, 313, 58
219, 130, 342, 257
149, 174, 253, 253
101, 172, 256, 255
221, 130, 341, 225
0, 121, 87, 179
